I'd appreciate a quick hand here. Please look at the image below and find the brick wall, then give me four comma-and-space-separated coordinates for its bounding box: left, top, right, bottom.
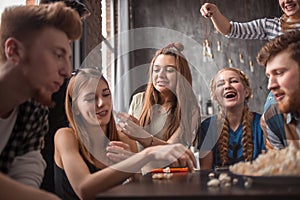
84, 0, 102, 56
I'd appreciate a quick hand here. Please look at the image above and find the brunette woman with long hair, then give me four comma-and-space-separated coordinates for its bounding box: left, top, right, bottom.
54, 67, 196, 200
119, 42, 200, 150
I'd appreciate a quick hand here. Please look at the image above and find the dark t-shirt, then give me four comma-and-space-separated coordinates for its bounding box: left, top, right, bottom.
54, 160, 99, 200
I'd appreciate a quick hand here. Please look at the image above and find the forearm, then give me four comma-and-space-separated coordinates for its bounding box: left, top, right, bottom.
0, 173, 60, 200
80, 151, 153, 200
210, 11, 231, 35
200, 3, 231, 35
139, 134, 168, 148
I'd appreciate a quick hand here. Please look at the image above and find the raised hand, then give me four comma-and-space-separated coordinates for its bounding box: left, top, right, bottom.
106, 141, 135, 163
117, 112, 153, 144
200, 3, 218, 18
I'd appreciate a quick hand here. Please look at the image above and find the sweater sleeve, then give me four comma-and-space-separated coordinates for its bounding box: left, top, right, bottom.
226, 18, 269, 40
7, 150, 46, 188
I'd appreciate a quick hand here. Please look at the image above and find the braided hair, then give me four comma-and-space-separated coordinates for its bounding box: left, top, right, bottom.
210, 68, 254, 166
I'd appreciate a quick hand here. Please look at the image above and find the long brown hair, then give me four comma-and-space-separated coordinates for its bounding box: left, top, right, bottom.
210, 67, 254, 166
65, 68, 119, 166
139, 42, 200, 146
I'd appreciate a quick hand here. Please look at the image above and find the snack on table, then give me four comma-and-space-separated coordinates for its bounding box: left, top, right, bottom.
151, 167, 174, 179
152, 173, 173, 179
229, 143, 300, 176
207, 172, 232, 187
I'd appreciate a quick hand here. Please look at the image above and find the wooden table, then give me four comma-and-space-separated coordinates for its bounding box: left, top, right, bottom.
96, 170, 300, 200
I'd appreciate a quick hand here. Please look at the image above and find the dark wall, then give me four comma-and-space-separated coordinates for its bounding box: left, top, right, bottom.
129, 0, 281, 114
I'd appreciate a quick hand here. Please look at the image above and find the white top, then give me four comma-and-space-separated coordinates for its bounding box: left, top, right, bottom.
0, 108, 45, 188
129, 92, 199, 147
0, 108, 18, 152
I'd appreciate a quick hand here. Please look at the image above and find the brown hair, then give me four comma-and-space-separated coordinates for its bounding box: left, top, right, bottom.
0, 2, 82, 62
210, 67, 254, 166
139, 42, 200, 145
257, 30, 300, 67
65, 68, 119, 166
40, 0, 91, 19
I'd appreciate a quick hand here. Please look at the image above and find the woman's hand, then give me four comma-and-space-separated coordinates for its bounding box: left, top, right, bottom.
117, 112, 153, 146
200, 3, 218, 18
106, 141, 135, 163
144, 143, 197, 171
199, 3, 231, 35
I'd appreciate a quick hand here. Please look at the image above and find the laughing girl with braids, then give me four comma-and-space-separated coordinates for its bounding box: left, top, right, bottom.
197, 68, 266, 169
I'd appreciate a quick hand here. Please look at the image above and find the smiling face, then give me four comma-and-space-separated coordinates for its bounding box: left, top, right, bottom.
279, 0, 300, 19
152, 54, 177, 94
22, 27, 72, 106
213, 70, 250, 111
76, 77, 112, 131
266, 50, 300, 113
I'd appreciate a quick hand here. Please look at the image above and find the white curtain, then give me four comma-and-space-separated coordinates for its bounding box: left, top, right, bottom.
114, 0, 131, 112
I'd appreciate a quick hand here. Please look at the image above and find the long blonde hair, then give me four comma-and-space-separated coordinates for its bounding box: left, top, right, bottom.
210, 68, 254, 166
65, 68, 119, 166
138, 42, 200, 146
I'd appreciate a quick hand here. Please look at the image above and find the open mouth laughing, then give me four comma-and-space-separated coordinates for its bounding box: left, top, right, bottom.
223, 91, 237, 99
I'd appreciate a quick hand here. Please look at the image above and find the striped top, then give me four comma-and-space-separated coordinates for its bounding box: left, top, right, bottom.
226, 17, 300, 41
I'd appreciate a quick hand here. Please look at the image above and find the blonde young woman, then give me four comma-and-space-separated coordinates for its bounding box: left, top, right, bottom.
117, 42, 200, 150
54, 68, 196, 200
198, 68, 266, 169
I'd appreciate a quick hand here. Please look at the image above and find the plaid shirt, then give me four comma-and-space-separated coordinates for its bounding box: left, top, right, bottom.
261, 103, 299, 149
0, 100, 49, 173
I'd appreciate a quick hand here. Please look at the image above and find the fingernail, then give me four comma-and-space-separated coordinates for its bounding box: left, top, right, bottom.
205, 12, 212, 17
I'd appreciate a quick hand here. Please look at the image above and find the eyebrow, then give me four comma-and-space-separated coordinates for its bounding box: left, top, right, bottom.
153, 64, 177, 68
102, 88, 110, 92
83, 92, 95, 98
216, 77, 239, 82
265, 68, 278, 77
